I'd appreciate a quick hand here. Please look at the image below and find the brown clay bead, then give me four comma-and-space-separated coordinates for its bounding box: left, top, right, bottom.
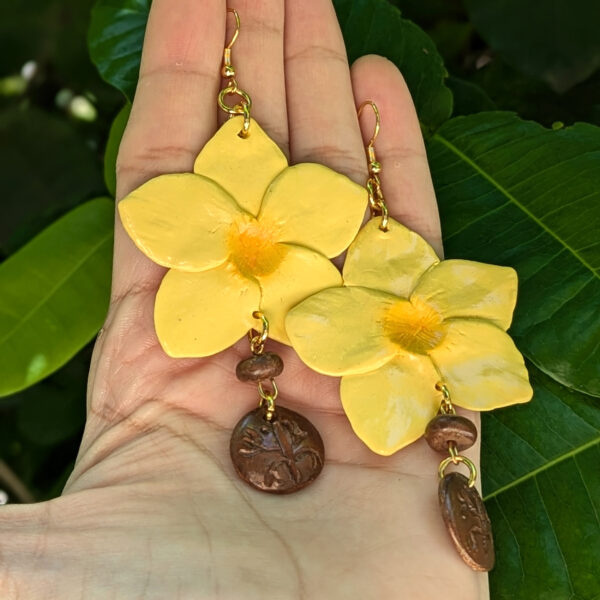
424, 414, 478, 453
439, 472, 495, 571
230, 405, 324, 494
236, 352, 284, 382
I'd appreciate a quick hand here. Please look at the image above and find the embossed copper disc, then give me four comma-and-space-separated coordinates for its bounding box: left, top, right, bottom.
230, 405, 324, 494
439, 472, 495, 571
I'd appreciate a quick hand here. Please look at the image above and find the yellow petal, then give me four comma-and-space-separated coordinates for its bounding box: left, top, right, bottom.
193, 117, 288, 216
340, 354, 440, 455
258, 164, 367, 257
429, 319, 532, 410
258, 244, 342, 345
285, 286, 398, 375
411, 260, 518, 330
155, 263, 259, 357
343, 218, 440, 298
119, 173, 242, 271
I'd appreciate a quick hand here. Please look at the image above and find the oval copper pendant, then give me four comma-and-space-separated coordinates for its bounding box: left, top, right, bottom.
230, 406, 324, 494
439, 472, 495, 571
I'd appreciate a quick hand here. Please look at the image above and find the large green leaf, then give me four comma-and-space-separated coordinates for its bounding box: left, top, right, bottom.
427, 112, 600, 396
334, 0, 452, 133
0, 198, 114, 397
88, 0, 150, 100
465, 0, 600, 93
482, 365, 600, 496
482, 363, 600, 598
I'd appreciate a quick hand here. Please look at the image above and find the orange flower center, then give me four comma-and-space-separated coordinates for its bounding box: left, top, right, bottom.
383, 298, 446, 354
229, 218, 287, 278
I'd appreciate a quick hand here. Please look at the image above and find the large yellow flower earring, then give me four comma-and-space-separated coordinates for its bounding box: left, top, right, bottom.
285, 101, 533, 569
117, 10, 368, 493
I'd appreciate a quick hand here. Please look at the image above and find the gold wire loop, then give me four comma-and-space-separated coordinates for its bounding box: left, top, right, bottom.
448, 442, 459, 463
240, 101, 251, 137
436, 381, 456, 415
218, 86, 252, 115
378, 199, 389, 231
258, 378, 278, 401
258, 379, 278, 421
248, 310, 269, 354
358, 100, 388, 232
439, 454, 478, 487
219, 8, 251, 136
246, 311, 278, 421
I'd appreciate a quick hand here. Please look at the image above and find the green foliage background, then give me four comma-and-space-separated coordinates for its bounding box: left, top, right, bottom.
1, 0, 598, 597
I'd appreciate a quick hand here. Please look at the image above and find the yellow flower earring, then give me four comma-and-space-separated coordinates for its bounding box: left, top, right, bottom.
285, 101, 533, 570
118, 10, 367, 493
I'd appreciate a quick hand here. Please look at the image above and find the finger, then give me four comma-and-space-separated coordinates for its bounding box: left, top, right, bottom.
222, 1, 288, 156
113, 0, 226, 299
284, 0, 366, 184
351, 55, 443, 257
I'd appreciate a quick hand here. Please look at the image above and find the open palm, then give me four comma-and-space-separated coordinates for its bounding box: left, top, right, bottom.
0, 1, 488, 598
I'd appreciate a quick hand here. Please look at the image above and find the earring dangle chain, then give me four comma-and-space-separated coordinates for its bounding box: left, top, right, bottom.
431, 383, 478, 488
230, 310, 325, 494
357, 102, 495, 571
424, 382, 494, 570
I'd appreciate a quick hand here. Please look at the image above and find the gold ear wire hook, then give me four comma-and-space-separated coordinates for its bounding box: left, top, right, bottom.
357, 100, 381, 173
358, 100, 388, 231
223, 8, 241, 77
226, 8, 241, 50
219, 8, 252, 136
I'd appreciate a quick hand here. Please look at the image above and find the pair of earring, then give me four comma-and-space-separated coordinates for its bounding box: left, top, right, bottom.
118, 9, 532, 572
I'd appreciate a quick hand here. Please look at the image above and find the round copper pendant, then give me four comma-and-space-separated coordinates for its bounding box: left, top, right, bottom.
439, 472, 495, 571
230, 406, 324, 494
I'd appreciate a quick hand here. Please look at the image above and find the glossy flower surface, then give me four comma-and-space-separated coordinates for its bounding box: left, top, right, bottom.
119, 117, 367, 357
286, 219, 533, 455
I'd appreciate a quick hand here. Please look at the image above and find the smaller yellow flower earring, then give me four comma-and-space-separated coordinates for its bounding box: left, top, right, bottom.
286, 101, 534, 570
117, 10, 367, 493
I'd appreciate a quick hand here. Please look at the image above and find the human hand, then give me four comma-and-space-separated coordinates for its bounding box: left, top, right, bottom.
0, 1, 489, 598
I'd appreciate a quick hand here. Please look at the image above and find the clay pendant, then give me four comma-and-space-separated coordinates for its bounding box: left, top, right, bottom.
230, 405, 324, 494
439, 472, 495, 571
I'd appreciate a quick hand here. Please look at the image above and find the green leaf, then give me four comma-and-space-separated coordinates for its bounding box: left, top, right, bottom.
482, 364, 600, 496
427, 112, 600, 396
0, 107, 105, 255
387, 0, 464, 25
464, 0, 600, 93
469, 58, 600, 129
446, 75, 496, 116
0, 198, 114, 397
482, 363, 600, 598
427, 19, 473, 65
88, 0, 150, 100
104, 102, 131, 197
334, 0, 453, 133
